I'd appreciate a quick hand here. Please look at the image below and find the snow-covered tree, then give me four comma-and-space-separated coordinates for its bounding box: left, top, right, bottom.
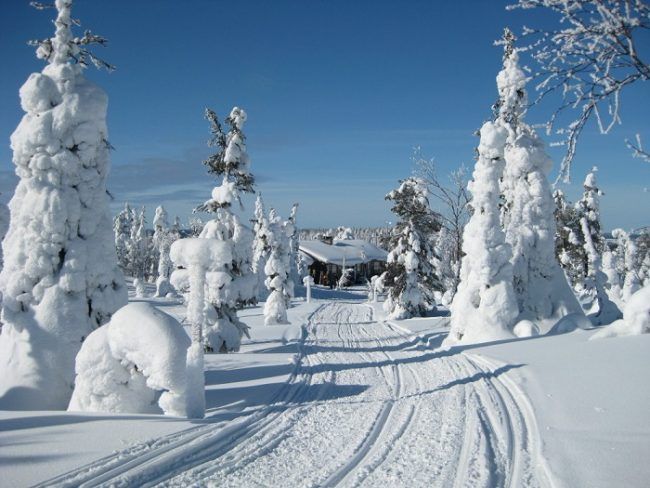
153, 205, 175, 297
381, 177, 442, 319
0, 0, 127, 410
251, 194, 270, 300
445, 120, 520, 346
0, 198, 8, 270
613, 228, 641, 302
335, 226, 354, 240
498, 28, 582, 327
264, 209, 293, 325
412, 147, 470, 300
574, 167, 620, 322
288, 203, 301, 287
553, 189, 586, 288
188, 106, 256, 352
113, 203, 134, 272
509, 0, 650, 176
129, 207, 149, 297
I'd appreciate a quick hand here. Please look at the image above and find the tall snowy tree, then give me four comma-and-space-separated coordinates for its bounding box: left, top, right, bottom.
189, 106, 256, 352
498, 28, 582, 328
445, 119, 519, 345
381, 177, 442, 319
264, 209, 293, 325
288, 203, 301, 287
0, 0, 127, 410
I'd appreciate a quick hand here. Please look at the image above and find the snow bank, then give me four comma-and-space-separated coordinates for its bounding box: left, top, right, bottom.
69, 302, 200, 417
591, 286, 650, 339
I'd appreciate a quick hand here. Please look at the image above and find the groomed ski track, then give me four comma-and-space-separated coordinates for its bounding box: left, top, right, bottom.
41, 301, 555, 488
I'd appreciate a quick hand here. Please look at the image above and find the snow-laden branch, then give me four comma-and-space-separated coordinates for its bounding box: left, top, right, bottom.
508, 0, 650, 181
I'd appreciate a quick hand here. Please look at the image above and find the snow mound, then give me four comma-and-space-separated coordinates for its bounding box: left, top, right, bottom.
547, 312, 592, 335
513, 319, 539, 338
591, 286, 650, 339
69, 302, 199, 417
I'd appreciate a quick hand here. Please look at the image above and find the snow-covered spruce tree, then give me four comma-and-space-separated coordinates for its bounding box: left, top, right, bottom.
0, 0, 127, 410
129, 207, 148, 297
251, 193, 270, 301
613, 228, 641, 302
192, 106, 255, 352
288, 203, 301, 288
264, 209, 293, 325
575, 167, 621, 323
153, 205, 174, 297
553, 189, 586, 288
445, 120, 520, 346
498, 28, 582, 328
381, 177, 442, 319
113, 202, 134, 272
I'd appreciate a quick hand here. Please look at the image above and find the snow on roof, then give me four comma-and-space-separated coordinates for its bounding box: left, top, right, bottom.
299, 239, 387, 266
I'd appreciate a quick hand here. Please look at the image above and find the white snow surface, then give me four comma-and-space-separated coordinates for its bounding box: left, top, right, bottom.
591, 285, 650, 339
1, 286, 647, 487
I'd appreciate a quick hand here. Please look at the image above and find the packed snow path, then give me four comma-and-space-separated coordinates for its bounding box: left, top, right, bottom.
41, 302, 553, 487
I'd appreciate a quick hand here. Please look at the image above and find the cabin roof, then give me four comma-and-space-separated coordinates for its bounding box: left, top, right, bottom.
299, 239, 388, 266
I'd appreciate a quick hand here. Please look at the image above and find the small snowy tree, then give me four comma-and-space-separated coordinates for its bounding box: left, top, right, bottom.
553, 189, 586, 288
381, 177, 442, 319
264, 209, 293, 325
445, 120, 520, 346
0, 0, 127, 410
153, 205, 174, 297
288, 203, 301, 287
129, 207, 148, 297
613, 228, 641, 302
187, 106, 255, 352
113, 202, 134, 272
498, 28, 582, 327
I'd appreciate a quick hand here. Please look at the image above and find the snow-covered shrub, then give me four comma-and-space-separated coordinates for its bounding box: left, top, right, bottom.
498, 28, 582, 330
547, 312, 593, 335
0, 1, 127, 410
335, 226, 355, 240
445, 120, 519, 346
513, 320, 539, 338
264, 209, 293, 325
128, 207, 150, 295
68, 302, 198, 417
338, 268, 355, 289
590, 286, 650, 339
381, 177, 441, 319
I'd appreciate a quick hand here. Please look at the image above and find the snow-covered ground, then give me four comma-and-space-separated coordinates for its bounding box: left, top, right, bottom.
0, 284, 648, 487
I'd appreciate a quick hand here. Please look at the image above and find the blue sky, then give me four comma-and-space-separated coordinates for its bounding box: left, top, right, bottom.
0, 0, 648, 230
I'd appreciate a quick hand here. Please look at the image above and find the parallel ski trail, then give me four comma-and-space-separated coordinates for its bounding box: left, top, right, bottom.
39, 302, 554, 488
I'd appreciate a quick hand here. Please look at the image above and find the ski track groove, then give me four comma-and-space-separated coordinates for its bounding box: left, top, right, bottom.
37, 301, 554, 488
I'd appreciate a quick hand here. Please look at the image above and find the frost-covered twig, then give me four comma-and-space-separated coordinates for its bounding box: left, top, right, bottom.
508, 0, 650, 182
626, 133, 650, 162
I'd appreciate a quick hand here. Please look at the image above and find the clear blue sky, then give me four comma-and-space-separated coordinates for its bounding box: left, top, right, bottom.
0, 0, 648, 230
